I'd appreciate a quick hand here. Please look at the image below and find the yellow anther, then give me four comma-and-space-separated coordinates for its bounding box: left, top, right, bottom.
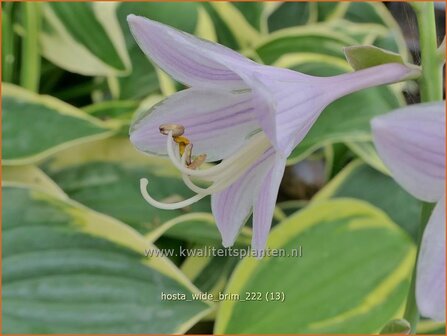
173, 135, 190, 157
184, 144, 193, 166
188, 154, 207, 170
159, 124, 205, 166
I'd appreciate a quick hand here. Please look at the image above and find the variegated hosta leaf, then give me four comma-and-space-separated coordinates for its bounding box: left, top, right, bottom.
182, 250, 240, 300
2, 184, 212, 334
2, 84, 116, 165
344, 2, 392, 26
3, 165, 66, 197
40, 2, 130, 76
201, 2, 238, 50
255, 28, 355, 65
266, 2, 347, 31
267, 2, 317, 32
82, 99, 142, 135
201, 2, 264, 50
342, 2, 408, 59
316, 2, 348, 21
206, 2, 261, 49
313, 161, 421, 240
232, 2, 264, 32
215, 199, 415, 333
263, 1, 408, 63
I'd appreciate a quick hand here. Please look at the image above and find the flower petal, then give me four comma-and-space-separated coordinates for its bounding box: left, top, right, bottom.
323, 63, 419, 102
247, 67, 323, 156
127, 15, 254, 90
252, 153, 287, 252
130, 89, 260, 162
416, 195, 446, 321
244, 63, 418, 156
371, 102, 445, 202
211, 148, 276, 247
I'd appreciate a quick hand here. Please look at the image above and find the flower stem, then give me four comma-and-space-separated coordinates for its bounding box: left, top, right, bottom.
412, 2, 443, 102
403, 202, 435, 333
20, 2, 41, 92
2, 2, 15, 83
402, 3, 441, 333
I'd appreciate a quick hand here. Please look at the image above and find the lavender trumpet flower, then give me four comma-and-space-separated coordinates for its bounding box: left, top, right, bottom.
128, 15, 418, 252
372, 102, 445, 321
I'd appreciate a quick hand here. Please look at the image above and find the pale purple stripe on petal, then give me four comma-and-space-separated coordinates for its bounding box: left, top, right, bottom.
372, 102, 445, 202
211, 148, 276, 247
376, 132, 444, 178
252, 153, 287, 253
130, 89, 260, 162
246, 68, 327, 155
321, 63, 417, 102
228, 63, 416, 156
127, 15, 252, 90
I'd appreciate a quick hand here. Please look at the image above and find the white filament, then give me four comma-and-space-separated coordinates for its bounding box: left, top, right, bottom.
140, 178, 207, 210
179, 150, 237, 194
140, 130, 271, 209
166, 131, 270, 179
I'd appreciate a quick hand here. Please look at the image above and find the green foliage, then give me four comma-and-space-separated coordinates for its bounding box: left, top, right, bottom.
314, 161, 421, 240
2, 84, 116, 165
267, 2, 314, 32
2, 2, 421, 334
49, 3, 126, 71
215, 199, 415, 333
40, 3, 130, 76
380, 318, 411, 334
256, 30, 351, 64
2, 184, 211, 334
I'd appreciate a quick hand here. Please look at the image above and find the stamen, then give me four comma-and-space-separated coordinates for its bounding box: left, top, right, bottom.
184, 143, 193, 166
181, 171, 235, 195
141, 128, 271, 210
166, 131, 270, 179
159, 124, 191, 157
182, 173, 212, 194
179, 151, 247, 195
159, 123, 185, 137
183, 143, 207, 170
180, 151, 215, 194
140, 178, 207, 210
188, 154, 207, 170
173, 135, 190, 157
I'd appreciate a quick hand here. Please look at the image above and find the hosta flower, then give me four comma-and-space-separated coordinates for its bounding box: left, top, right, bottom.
371, 102, 445, 321
128, 15, 418, 252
